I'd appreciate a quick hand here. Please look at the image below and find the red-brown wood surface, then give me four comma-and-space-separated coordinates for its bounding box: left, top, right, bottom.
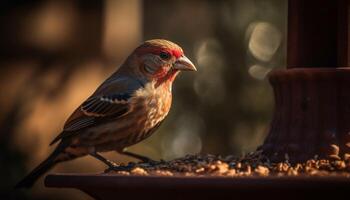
287, 0, 349, 68
45, 173, 350, 200
260, 0, 350, 162
260, 68, 350, 161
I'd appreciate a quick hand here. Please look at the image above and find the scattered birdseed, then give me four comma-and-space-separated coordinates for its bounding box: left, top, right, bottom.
255, 165, 269, 176
344, 153, 350, 161
130, 167, 148, 176
345, 142, 350, 148
154, 170, 173, 176
107, 150, 350, 177
330, 144, 340, 155
115, 171, 130, 175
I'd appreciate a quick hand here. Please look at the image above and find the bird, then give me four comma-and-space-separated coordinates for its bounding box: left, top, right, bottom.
15, 39, 196, 188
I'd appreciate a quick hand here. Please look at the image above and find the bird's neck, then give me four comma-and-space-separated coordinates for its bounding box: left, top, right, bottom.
154, 69, 179, 89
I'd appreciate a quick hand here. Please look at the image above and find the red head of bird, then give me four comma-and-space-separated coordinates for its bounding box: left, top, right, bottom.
119, 39, 196, 87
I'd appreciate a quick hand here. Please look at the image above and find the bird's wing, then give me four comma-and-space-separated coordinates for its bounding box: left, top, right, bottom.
79, 93, 131, 118
50, 76, 144, 145
63, 93, 131, 131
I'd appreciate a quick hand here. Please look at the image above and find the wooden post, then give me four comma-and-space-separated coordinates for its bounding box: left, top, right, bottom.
259, 0, 350, 162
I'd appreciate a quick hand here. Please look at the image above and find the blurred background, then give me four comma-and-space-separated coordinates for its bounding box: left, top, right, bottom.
0, 0, 286, 199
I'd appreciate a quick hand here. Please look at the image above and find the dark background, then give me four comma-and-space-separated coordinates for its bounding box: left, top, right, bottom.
0, 0, 286, 199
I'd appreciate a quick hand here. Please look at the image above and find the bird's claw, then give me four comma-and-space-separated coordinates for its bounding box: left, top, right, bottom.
104, 163, 135, 173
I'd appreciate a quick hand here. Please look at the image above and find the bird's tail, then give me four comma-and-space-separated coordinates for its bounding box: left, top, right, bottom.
15, 143, 66, 189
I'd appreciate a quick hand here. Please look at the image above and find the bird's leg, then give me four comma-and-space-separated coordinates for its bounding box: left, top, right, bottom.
89, 152, 135, 173
89, 152, 118, 168
118, 149, 157, 163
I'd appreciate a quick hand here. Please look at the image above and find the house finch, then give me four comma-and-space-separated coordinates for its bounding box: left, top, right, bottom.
15, 39, 196, 188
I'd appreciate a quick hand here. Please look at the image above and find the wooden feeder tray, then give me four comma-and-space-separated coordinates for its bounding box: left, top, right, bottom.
45, 154, 350, 199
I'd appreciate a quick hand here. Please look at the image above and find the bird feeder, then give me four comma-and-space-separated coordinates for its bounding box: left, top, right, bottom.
259, 0, 350, 162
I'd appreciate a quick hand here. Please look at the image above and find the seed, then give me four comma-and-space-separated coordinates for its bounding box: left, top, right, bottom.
227, 169, 237, 176
255, 165, 269, 176
195, 167, 205, 173
236, 162, 242, 169
208, 164, 216, 171
305, 166, 312, 172
287, 168, 298, 176
276, 163, 283, 171
329, 144, 340, 156
155, 170, 173, 176
308, 169, 319, 176
344, 153, 350, 161
294, 163, 303, 171
217, 163, 229, 174
276, 162, 289, 172
306, 159, 316, 167
117, 171, 130, 175
131, 167, 148, 176
246, 165, 252, 175
184, 172, 194, 176
334, 161, 346, 170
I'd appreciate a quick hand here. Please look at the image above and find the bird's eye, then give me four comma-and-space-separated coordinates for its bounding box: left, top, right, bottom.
159, 52, 171, 60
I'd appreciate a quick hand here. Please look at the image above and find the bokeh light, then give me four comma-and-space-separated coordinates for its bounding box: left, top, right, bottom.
194, 38, 226, 105
161, 112, 205, 159
248, 22, 281, 62
22, 1, 76, 50
248, 64, 271, 80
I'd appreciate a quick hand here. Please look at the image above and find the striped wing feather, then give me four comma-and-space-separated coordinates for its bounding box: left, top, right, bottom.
50, 77, 143, 145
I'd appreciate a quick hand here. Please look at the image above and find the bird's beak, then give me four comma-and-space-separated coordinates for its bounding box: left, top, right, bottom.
173, 55, 197, 71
